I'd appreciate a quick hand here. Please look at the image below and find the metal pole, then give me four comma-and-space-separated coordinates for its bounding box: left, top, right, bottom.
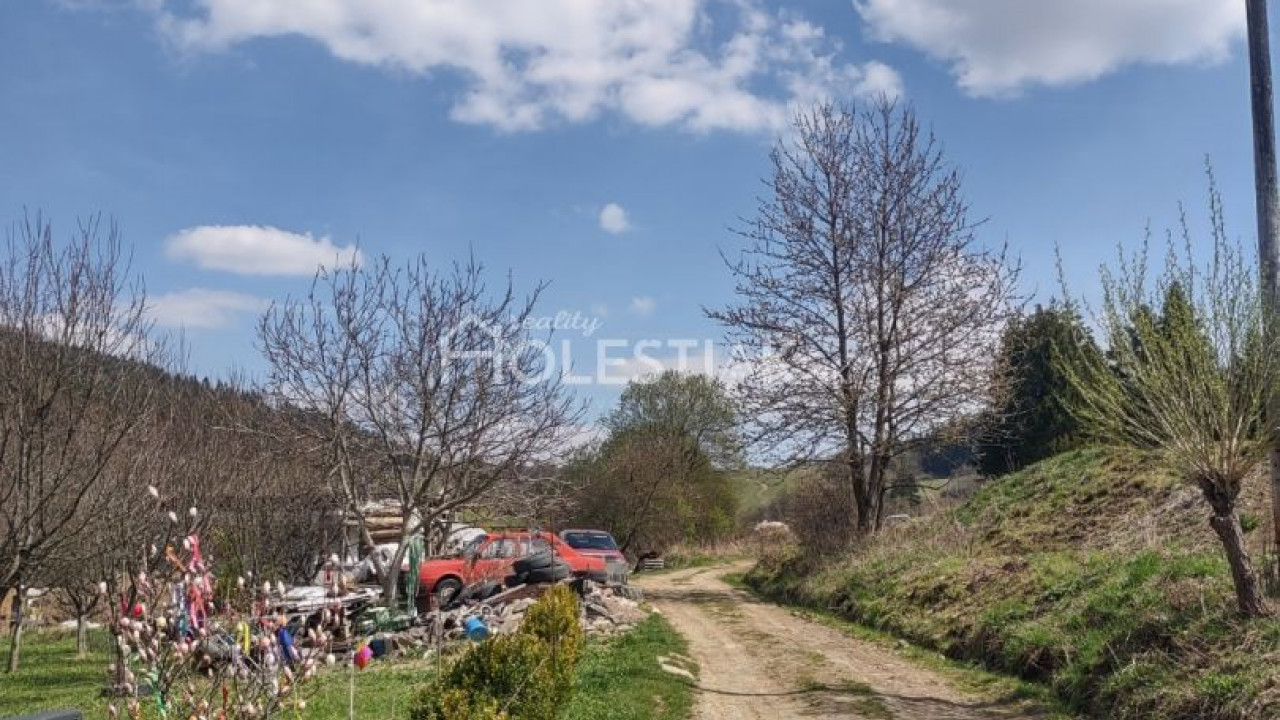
348, 650, 355, 720
1247, 0, 1280, 571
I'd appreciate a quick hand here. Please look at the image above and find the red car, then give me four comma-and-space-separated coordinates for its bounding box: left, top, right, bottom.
558, 529, 627, 565
415, 530, 623, 603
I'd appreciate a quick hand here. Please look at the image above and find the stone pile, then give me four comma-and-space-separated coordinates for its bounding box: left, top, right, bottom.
381, 581, 646, 654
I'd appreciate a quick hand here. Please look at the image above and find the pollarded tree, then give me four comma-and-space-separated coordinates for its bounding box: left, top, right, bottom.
1058, 183, 1274, 617
709, 99, 1019, 534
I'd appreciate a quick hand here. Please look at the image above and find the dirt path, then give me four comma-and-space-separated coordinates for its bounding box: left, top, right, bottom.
634, 563, 1041, 720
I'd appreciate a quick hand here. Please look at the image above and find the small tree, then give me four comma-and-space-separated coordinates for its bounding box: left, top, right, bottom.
1058, 185, 1274, 617
0, 213, 166, 671
567, 426, 733, 554
101, 489, 333, 720
48, 561, 102, 659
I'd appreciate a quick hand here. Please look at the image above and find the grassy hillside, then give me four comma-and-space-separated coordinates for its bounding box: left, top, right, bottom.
728, 466, 815, 522
746, 448, 1280, 720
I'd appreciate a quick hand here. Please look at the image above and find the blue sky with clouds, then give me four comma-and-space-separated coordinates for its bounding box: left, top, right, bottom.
0, 0, 1262, 415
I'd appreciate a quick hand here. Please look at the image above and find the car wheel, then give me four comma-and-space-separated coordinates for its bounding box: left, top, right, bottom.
503, 572, 528, 588
434, 577, 463, 606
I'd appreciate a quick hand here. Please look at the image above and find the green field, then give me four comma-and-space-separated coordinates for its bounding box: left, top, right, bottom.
1, 615, 694, 720
0, 628, 435, 720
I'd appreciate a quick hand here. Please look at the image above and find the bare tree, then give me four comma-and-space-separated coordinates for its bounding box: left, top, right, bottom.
259, 254, 580, 599
709, 100, 1019, 535
0, 213, 167, 671
50, 573, 101, 659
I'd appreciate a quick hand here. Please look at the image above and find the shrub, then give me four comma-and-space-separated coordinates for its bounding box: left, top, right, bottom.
411, 634, 549, 720
421, 689, 510, 720
521, 585, 583, 667
410, 585, 583, 720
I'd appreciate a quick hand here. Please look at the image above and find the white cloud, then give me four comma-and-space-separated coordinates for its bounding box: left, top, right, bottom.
599, 203, 631, 234
165, 225, 362, 276
152, 0, 900, 133
629, 296, 657, 316
148, 288, 269, 329
856, 0, 1243, 97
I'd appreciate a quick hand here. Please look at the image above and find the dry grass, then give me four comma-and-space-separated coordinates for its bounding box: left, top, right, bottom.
662, 539, 753, 570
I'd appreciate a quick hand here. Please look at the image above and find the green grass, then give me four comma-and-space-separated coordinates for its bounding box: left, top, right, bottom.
3, 616, 696, 720
0, 629, 433, 719
305, 658, 436, 720
746, 448, 1280, 720
563, 614, 695, 720
727, 466, 814, 521
0, 628, 115, 716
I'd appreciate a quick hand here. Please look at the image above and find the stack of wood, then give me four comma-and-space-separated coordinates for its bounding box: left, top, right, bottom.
348, 501, 413, 546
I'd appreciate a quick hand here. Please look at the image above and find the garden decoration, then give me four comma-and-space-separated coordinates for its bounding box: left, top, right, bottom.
102, 489, 339, 720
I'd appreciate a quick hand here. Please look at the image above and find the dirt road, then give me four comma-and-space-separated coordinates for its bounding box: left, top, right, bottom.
634, 564, 1040, 720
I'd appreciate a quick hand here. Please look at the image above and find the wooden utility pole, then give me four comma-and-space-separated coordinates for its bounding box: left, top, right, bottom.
1247, 0, 1280, 568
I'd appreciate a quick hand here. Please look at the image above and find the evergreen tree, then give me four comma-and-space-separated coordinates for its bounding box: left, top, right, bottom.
978, 304, 1099, 475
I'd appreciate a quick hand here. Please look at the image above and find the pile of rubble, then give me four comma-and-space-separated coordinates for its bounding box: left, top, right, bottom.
383, 580, 646, 654
578, 585, 648, 637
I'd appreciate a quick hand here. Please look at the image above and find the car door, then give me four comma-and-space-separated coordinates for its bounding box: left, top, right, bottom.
470, 537, 519, 583
464, 537, 501, 584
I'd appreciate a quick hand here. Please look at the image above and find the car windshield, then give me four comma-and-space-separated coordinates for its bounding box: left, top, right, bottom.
562, 532, 618, 551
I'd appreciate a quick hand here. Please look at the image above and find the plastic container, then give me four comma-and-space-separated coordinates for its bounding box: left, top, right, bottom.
463, 615, 489, 642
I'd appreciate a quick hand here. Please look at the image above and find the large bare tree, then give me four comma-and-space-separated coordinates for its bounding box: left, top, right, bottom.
259, 255, 579, 599
709, 100, 1019, 534
0, 214, 167, 671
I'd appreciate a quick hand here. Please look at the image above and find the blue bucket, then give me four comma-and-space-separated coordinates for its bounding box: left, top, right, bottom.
464, 616, 489, 642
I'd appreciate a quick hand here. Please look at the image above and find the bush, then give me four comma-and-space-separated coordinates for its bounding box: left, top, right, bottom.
768, 463, 857, 555
521, 585, 583, 666
410, 585, 583, 720
421, 689, 510, 720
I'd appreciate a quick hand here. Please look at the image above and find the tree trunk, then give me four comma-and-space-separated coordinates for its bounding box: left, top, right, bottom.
75, 614, 89, 659
6, 589, 22, 672
848, 451, 874, 534
856, 452, 888, 535
1246, 0, 1280, 572
1209, 511, 1272, 617
381, 544, 406, 604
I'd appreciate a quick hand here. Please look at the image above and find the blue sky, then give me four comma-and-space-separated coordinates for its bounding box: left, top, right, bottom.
0, 0, 1260, 417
